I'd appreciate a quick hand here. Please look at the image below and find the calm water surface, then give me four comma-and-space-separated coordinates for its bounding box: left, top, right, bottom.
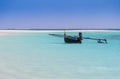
0, 31, 120, 79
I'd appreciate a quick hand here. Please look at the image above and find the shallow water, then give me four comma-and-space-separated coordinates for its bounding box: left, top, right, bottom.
0, 31, 120, 79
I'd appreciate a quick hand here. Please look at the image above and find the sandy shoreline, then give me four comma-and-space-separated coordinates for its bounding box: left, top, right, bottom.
0, 30, 119, 33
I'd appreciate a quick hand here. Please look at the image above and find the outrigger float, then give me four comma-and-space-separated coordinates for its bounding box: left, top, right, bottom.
49, 31, 107, 44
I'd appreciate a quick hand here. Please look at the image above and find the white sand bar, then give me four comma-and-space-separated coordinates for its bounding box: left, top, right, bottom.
0, 30, 119, 33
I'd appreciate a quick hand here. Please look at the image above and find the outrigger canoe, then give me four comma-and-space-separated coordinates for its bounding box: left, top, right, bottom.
49, 32, 107, 44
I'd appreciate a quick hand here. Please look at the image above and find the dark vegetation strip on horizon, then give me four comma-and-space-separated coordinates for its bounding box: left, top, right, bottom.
0, 28, 120, 30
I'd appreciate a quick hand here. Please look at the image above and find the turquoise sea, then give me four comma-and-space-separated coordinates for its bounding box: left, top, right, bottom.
0, 31, 120, 79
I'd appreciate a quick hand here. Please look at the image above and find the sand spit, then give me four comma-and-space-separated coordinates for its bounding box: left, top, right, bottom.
0, 30, 119, 33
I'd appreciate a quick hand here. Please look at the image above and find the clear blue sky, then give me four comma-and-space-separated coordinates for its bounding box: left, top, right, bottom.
0, 0, 120, 29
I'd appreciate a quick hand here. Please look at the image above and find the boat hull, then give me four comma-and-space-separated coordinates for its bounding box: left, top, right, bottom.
64, 37, 82, 43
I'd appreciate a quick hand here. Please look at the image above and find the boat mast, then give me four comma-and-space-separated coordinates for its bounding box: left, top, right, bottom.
79, 32, 82, 40
64, 30, 66, 37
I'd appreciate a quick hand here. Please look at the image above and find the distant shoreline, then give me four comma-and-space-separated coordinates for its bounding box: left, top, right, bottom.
0, 29, 120, 33
0, 28, 120, 30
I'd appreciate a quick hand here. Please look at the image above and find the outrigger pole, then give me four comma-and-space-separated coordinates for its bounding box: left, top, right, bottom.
83, 37, 107, 44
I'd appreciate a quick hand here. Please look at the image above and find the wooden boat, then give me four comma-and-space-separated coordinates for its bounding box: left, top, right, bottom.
64, 32, 82, 43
